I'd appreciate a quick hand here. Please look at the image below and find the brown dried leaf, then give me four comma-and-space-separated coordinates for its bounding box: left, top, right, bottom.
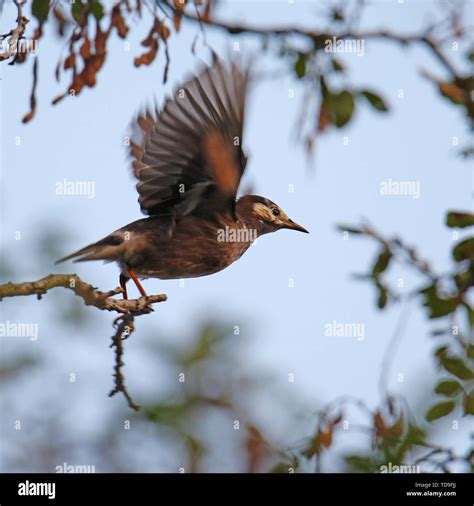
318, 101, 331, 132
22, 110, 35, 123
79, 38, 91, 59
141, 25, 156, 47
141, 33, 154, 47
202, 0, 212, 22
158, 24, 170, 41
389, 415, 404, 438
95, 24, 108, 54
172, 1, 184, 32
22, 58, 38, 123
374, 411, 388, 438
69, 74, 85, 96
439, 81, 466, 104
81, 63, 96, 87
15, 52, 27, 64
111, 4, 129, 39
134, 39, 158, 67
91, 53, 106, 73
53, 71, 85, 105
64, 53, 76, 70
173, 12, 182, 32
71, 29, 84, 43
245, 426, 268, 473
319, 428, 333, 448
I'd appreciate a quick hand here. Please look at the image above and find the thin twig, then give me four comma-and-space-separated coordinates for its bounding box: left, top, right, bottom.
378, 300, 412, 398
22, 56, 38, 123
360, 223, 437, 281
162, 36, 170, 84
109, 315, 140, 411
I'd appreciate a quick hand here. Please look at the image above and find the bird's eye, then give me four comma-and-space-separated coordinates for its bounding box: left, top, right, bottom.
271, 208, 280, 217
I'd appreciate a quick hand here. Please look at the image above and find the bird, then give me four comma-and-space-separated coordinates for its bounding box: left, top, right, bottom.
57, 56, 309, 299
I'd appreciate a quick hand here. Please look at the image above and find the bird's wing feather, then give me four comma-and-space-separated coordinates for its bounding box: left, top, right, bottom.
130, 56, 249, 219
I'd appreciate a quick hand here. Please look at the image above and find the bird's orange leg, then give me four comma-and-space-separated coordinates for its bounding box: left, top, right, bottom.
127, 267, 148, 297
119, 273, 129, 300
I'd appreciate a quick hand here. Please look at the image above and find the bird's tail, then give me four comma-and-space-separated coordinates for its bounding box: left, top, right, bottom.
55, 235, 124, 264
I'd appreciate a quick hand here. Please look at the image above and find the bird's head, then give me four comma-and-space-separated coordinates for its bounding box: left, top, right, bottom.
236, 195, 309, 236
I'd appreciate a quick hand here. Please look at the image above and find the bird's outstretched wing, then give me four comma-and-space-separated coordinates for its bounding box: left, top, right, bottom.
130, 56, 249, 219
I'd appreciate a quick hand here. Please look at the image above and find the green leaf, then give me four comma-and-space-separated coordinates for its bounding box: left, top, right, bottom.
90, 0, 104, 21
32, 0, 49, 23
467, 344, 474, 359
331, 90, 355, 128
446, 211, 474, 228
420, 285, 459, 318
465, 304, 474, 329
314, 36, 330, 51
71, 1, 89, 26
271, 463, 291, 473
185, 435, 204, 460
345, 455, 379, 473
463, 390, 474, 415
373, 248, 393, 276
429, 298, 459, 318
294, 53, 307, 79
452, 237, 474, 262
434, 379, 462, 396
271, 457, 299, 473
320, 76, 331, 101
425, 401, 456, 422
360, 90, 389, 112
441, 356, 474, 380
435, 345, 449, 362
394, 424, 427, 462
404, 424, 426, 446
454, 270, 472, 291
377, 284, 388, 309
303, 434, 321, 458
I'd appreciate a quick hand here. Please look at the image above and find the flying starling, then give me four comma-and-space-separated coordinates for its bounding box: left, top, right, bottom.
57, 56, 308, 299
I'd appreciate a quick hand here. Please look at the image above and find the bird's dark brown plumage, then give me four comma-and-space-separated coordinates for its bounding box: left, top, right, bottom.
57, 56, 308, 296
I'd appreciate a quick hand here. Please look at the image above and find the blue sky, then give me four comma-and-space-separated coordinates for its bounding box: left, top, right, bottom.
1, 0, 472, 471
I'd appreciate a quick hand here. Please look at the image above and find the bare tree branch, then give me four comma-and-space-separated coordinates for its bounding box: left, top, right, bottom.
22, 56, 38, 123
0, 274, 167, 314
0, 0, 29, 63
0, 274, 167, 411
358, 223, 436, 280
163, 1, 460, 78
109, 314, 140, 411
